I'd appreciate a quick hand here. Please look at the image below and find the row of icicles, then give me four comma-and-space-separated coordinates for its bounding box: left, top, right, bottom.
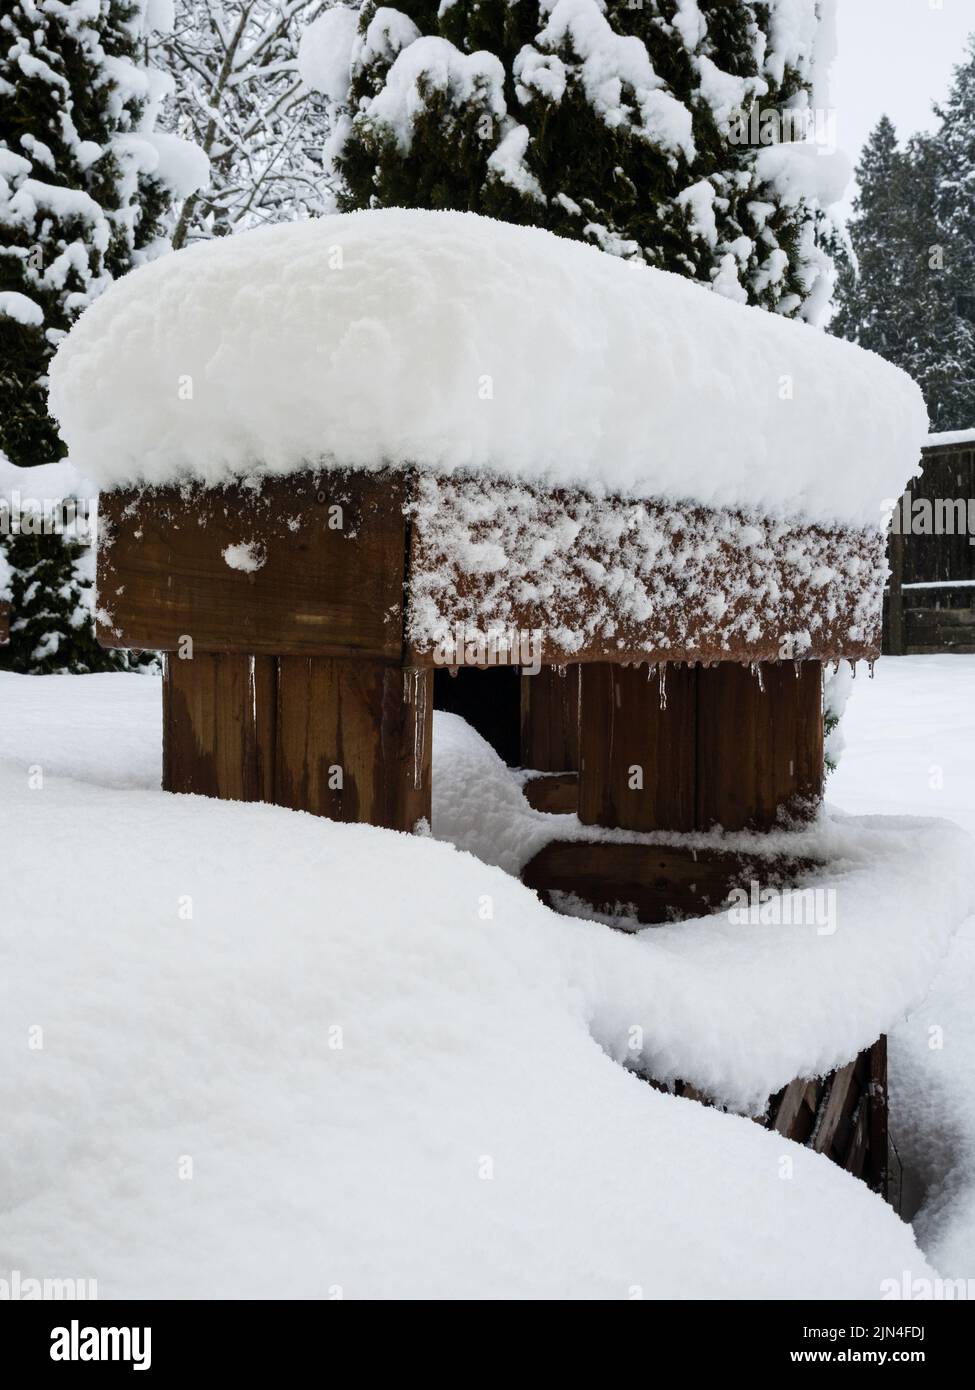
433, 656, 876, 713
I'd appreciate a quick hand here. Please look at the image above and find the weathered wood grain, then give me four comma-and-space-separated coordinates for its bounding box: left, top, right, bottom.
274, 657, 432, 830
98, 472, 409, 659
695, 661, 823, 831
578, 662, 696, 831
521, 839, 822, 926
520, 666, 580, 771
163, 652, 274, 802
163, 651, 431, 831
522, 771, 579, 815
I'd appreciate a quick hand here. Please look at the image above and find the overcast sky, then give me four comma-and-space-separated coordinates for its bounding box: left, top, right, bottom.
831, 0, 974, 213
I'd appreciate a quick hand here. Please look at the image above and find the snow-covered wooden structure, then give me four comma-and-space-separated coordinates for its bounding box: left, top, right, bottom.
96, 466, 876, 918
58, 210, 924, 919
51, 210, 932, 1195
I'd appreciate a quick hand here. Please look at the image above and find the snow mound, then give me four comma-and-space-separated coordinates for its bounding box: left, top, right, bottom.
49, 209, 927, 527
828, 653, 975, 1278
0, 738, 940, 1299
1, 675, 971, 1115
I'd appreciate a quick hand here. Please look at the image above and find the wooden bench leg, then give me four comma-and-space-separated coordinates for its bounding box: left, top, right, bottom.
275, 656, 431, 829
696, 661, 823, 830
163, 652, 432, 831
578, 661, 696, 831
163, 652, 275, 802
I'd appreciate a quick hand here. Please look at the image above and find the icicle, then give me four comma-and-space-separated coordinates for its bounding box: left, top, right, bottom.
448, 665, 458, 678
658, 663, 667, 711
750, 661, 765, 694
646, 662, 657, 682
793, 660, 800, 680
411, 671, 428, 791
868, 659, 876, 679
848, 659, 857, 679
556, 664, 567, 678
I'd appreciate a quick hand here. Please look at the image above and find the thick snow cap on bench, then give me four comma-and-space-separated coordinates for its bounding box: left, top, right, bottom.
50, 208, 927, 529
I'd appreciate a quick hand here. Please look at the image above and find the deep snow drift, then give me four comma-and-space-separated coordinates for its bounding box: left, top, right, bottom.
2, 672, 970, 1113
49, 209, 926, 527
1, 669, 965, 1297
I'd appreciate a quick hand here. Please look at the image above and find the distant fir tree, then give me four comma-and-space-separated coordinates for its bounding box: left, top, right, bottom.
301, 0, 843, 322
833, 43, 975, 432
0, 0, 202, 673
930, 36, 975, 430
829, 117, 912, 355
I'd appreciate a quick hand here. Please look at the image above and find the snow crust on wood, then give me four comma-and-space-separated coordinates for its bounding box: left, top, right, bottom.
408, 473, 886, 659
49, 209, 927, 528
0, 674, 953, 1297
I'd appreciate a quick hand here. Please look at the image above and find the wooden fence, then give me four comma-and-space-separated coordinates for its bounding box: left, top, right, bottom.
886, 438, 975, 654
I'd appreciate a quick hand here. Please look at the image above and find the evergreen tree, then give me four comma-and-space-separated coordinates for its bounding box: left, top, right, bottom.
829, 116, 911, 354
930, 36, 975, 430
0, 507, 117, 675
301, 0, 842, 321
0, 0, 202, 673
833, 45, 975, 432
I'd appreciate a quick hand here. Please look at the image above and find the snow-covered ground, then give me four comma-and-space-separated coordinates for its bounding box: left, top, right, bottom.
0, 658, 972, 1297
830, 655, 975, 1281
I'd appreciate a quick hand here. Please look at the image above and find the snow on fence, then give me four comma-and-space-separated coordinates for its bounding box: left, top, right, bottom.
49, 208, 944, 1195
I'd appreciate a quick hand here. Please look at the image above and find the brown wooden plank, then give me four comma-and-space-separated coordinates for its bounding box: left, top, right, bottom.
274, 657, 431, 830
163, 651, 269, 801
521, 839, 823, 927
867, 1035, 889, 1197
98, 471, 409, 658
578, 662, 695, 832
520, 666, 580, 771
907, 606, 975, 627
253, 656, 277, 803
843, 1100, 869, 1179
887, 526, 905, 655
522, 772, 578, 815
810, 1060, 857, 1157
695, 661, 823, 831
770, 1078, 809, 1138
